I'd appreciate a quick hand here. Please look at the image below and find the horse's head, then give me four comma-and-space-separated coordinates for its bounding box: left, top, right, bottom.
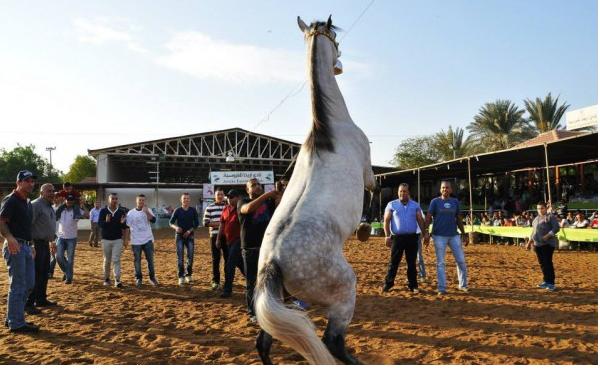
297, 15, 343, 75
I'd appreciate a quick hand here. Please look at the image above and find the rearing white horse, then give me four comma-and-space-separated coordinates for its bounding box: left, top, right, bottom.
254, 16, 376, 365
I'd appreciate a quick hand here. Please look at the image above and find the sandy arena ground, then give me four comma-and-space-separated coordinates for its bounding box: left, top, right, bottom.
0, 229, 597, 364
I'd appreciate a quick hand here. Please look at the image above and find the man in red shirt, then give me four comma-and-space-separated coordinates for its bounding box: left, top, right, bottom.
218, 189, 245, 298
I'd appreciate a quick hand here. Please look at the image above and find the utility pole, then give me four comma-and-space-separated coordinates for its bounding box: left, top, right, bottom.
46, 146, 56, 166
45, 147, 56, 176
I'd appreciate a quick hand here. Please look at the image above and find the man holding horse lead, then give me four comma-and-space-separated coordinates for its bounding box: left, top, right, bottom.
238, 178, 281, 323
425, 181, 469, 295
383, 183, 429, 294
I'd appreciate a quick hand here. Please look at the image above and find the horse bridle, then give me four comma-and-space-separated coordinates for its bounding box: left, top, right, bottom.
307, 29, 340, 55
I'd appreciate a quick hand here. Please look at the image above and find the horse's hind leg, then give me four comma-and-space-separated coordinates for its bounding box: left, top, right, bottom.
322, 290, 362, 364
256, 329, 274, 364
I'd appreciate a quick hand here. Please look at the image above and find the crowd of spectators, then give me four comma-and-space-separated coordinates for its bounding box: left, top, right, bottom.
464, 207, 597, 249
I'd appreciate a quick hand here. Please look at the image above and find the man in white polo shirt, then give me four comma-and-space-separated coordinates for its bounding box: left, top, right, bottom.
383, 183, 428, 294
126, 194, 158, 287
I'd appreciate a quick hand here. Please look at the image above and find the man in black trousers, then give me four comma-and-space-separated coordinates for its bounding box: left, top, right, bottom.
25, 183, 59, 314
382, 183, 429, 294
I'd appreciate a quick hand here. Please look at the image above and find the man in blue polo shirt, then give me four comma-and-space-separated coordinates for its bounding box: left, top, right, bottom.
0, 170, 39, 333
425, 181, 469, 295
383, 183, 428, 294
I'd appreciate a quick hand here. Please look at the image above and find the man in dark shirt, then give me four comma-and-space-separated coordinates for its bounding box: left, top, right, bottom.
0, 170, 39, 333
169, 192, 199, 286
425, 181, 469, 296
238, 178, 281, 322
98, 193, 128, 288
218, 189, 245, 298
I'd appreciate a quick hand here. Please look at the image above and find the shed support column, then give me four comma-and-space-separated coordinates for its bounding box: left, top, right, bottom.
468, 158, 474, 234
544, 143, 552, 207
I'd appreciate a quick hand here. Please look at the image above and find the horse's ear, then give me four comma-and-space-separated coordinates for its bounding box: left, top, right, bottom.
297, 16, 308, 32
326, 15, 332, 29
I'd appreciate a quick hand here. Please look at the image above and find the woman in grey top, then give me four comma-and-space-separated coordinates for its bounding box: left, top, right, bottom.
526, 202, 560, 291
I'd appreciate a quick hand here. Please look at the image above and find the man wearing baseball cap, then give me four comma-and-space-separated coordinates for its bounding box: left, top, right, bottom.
0, 170, 39, 333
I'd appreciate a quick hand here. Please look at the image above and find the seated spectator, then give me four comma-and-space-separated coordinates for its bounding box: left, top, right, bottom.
591, 213, 598, 229
565, 212, 575, 226
559, 215, 570, 228
515, 212, 529, 227
588, 211, 598, 223
492, 212, 503, 227
503, 217, 514, 226
481, 213, 491, 226
571, 212, 590, 228
525, 212, 535, 226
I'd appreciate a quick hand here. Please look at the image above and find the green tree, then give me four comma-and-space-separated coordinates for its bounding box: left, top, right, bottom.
433, 125, 472, 160
0, 145, 62, 182
390, 136, 439, 169
64, 155, 96, 183
467, 99, 535, 151
524, 93, 570, 133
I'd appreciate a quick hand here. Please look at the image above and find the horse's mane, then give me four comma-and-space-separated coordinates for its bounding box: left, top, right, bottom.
305, 21, 339, 156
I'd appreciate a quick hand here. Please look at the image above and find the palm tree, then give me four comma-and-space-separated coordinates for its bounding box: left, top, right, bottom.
524, 93, 570, 133
467, 99, 535, 151
433, 125, 472, 160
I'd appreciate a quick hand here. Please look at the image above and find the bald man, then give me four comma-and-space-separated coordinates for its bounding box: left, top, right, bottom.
26, 183, 58, 313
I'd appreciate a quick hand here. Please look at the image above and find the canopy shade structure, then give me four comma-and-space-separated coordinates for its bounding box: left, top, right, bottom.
377, 132, 598, 186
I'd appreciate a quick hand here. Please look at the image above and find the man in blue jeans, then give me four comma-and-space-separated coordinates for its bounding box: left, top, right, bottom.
55, 194, 81, 284
126, 194, 158, 287
425, 181, 469, 295
0, 170, 39, 333
170, 192, 199, 286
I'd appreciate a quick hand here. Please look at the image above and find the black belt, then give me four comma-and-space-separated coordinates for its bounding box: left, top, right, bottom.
391, 233, 418, 238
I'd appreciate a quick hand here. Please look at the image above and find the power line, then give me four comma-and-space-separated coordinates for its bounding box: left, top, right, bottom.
339, 0, 376, 42
252, 0, 376, 131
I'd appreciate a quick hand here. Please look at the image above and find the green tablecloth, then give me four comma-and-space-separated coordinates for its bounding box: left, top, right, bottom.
466, 225, 597, 242
369, 223, 598, 242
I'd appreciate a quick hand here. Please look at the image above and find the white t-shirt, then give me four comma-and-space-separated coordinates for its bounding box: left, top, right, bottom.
126, 208, 155, 245
57, 208, 79, 239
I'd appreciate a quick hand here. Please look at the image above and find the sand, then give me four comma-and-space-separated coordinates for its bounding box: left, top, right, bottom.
0, 228, 597, 364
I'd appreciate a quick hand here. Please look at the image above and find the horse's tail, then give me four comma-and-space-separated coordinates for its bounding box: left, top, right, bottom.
254, 260, 336, 365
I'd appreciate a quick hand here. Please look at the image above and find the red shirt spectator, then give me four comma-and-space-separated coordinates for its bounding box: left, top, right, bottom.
219, 204, 240, 246
57, 189, 80, 200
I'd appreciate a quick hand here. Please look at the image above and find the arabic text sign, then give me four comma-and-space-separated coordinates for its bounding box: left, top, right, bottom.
210, 171, 274, 185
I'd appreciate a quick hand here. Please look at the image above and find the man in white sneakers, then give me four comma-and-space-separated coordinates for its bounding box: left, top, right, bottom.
98, 193, 128, 288
169, 193, 199, 286
126, 194, 158, 287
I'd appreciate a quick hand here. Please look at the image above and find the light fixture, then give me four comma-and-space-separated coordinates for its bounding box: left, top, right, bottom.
225, 151, 235, 163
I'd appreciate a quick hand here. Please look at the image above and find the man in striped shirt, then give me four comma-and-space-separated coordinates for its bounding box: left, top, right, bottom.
203, 189, 227, 291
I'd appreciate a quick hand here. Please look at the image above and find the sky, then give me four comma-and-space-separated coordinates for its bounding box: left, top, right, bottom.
0, 0, 597, 173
